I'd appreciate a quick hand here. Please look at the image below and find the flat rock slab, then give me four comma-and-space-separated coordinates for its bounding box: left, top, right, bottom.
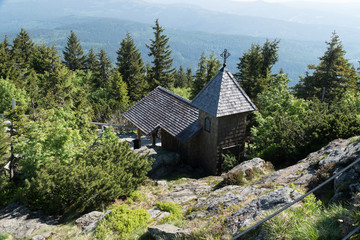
148, 224, 190, 240
0, 203, 59, 239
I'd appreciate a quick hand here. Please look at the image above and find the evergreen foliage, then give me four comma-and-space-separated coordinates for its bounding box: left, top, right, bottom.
63, 30, 86, 70
4, 110, 151, 214
0, 78, 29, 113
96, 204, 151, 239
84, 48, 97, 72
294, 32, 359, 102
117, 33, 147, 101
191, 52, 221, 99
251, 74, 360, 165
146, 19, 175, 89
0, 124, 8, 169
236, 39, 279, 100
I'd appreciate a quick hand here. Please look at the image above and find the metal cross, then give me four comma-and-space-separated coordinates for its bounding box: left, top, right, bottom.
220, 49, 231, 67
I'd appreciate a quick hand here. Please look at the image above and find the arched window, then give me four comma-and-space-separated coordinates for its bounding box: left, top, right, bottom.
204, 117, 211, 132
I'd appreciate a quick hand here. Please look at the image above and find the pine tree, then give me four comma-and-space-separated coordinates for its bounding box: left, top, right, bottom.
31, 44, 61, 74
236, 39, 279, 100
63, 31, 86, 71
294, 32, 359, 102
191, 52, 221, 99
11, 28, 34, 66
191, 53, 207, 99
206, 53, 221, 83
94, 49, 112, 89
174, 65, 188, 88
0, 35, 14, 80
186, 67, 193, 88
117, 33, 146, 101
84, 48, 98, 72
146, 19, 175, 89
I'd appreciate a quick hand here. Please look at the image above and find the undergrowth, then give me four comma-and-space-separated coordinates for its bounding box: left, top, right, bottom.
155, 201, 184, 224
95, 204, 151, 240
261, 193, 357, 240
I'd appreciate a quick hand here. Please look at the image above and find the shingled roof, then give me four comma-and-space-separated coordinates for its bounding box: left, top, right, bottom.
122, 86, 201, 143
191, 67, 257, 117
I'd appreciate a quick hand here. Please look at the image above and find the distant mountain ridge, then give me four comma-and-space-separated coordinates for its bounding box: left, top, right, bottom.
1, 16, 359, 86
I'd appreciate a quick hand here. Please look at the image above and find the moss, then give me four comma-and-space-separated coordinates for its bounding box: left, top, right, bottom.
95, 204, 151, 240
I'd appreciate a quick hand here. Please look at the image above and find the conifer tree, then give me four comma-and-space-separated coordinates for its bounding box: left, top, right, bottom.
117, 33, 146, 101
31, 44, 61, 74
294, 32, 359, 102
94, 49, 112, 89
63, 31, 86, 71
0, 35, 14, 80
174, 65, 188, 88
146, 19, 175, 89
11, 28, 34, 66
84, 48, 98, 72
236, 39, 279, 100
191, 52, 221, 99
186, 67, 193, 88
191, 53, 207, 99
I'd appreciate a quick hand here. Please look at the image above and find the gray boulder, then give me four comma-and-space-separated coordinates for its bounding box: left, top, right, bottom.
148, 224, 190, 240
28, 231, 57, 240
75, 211, 103, 232
79, 210, 112, 233
228, 158, 266, 175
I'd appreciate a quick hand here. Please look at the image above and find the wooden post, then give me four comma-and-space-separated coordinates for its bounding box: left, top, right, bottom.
137, 128, 141, 148
152, 132, 156, 146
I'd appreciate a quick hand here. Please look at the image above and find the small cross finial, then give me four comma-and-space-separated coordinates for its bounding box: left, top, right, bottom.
220, 49, 230, 67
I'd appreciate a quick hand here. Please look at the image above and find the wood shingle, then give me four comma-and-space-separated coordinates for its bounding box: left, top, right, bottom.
191, 66, 257, 117
122, 86, 201, 143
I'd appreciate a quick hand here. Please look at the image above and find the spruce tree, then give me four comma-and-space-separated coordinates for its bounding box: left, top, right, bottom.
294, 32, 359, 102
174, 65, 188, 88
63, 31, 86, 71
117, 33, 146, 101
191, 53, 207, 99
236, 39, 279, 100
191, 52, 221, 99
85, 48, 98, 72
11, 28, 34, 66
95, 49, 112, 89
0, 35, 14, 80
146, 19, 175, 89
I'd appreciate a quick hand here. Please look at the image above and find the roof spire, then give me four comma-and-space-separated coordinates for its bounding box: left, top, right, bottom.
220, 49, 230, 67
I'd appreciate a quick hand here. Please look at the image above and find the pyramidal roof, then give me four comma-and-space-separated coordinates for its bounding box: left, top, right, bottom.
191, 66, 257, 117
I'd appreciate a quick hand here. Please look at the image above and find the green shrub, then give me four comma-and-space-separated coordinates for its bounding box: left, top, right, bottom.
0, 233, 9, 240
222, 153, 238, 172
21, 125, 152, 214
96, 204, 151, 240
155, 201, 184, 222
262, 194, 355, 240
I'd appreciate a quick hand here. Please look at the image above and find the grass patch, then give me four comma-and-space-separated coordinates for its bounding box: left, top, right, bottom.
0, 233, 9, 240
155, 201, 184, 224
261, 194, 357, 240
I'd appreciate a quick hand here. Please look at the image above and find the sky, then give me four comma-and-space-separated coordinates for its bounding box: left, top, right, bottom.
232, 0, 359, 2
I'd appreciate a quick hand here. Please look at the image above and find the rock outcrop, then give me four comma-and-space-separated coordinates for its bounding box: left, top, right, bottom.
0, 136, 359, 239
0, 203, 58, 239
148, 224, 190, 240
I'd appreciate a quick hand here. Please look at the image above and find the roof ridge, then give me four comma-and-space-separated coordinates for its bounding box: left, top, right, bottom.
191, 68, 224, 105
224, 70, 258, 111
156, 86, 192, 105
